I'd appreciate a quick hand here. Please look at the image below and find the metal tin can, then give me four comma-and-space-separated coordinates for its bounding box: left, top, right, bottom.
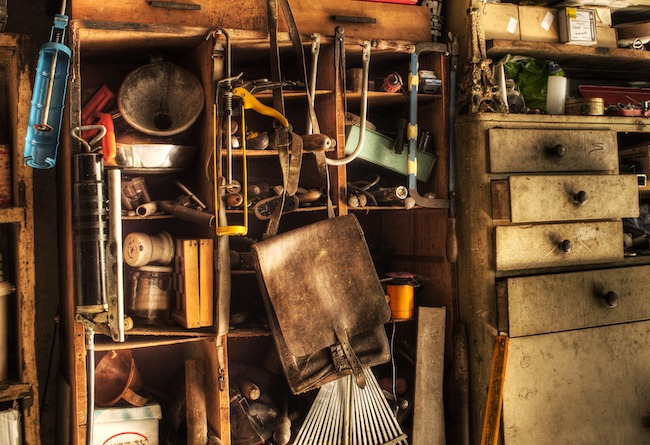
565, 98, 605, 116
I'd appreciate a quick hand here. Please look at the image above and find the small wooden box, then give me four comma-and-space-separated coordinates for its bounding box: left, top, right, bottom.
172, 238, 213, 329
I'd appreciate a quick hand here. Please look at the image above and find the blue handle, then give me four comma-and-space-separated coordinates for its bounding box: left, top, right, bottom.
23, 15, 71, 169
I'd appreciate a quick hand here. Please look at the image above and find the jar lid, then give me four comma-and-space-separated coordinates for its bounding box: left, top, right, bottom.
137, 265, 173, 273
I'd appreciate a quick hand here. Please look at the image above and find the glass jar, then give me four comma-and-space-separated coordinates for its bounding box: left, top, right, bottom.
126, 265, 173, 326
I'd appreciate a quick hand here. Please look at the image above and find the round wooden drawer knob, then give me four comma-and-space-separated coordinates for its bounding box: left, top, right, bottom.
573, 190, 588, 205
547, 144, 566, 157
602, 291, 619, 308
559, 239, 572, 253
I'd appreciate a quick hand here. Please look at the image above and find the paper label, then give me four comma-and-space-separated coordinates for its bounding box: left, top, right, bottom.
569, 10, 595, 42
567, 7, 577, 19
507, 17, 518, 34
541, 11, 555, 31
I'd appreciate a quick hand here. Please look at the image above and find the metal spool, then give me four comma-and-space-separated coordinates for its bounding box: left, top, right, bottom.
118, 61, 204, 137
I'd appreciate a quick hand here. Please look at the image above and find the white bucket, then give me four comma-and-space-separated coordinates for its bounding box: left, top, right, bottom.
0, 281, 13, 382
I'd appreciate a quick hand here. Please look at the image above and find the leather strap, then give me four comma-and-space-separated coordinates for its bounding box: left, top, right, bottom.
278, 0, 319, 134
266, 0, 334, 235
267, 0, 283, 116
334, 327, 366, 389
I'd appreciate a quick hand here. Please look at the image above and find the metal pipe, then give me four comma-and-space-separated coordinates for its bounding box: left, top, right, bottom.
327, 41, 371, 166
106, 169, 125, 342
85, 326, 95, 445
158, 200, 215, 227
38, 0, 67, 131
307, 33, 321, 135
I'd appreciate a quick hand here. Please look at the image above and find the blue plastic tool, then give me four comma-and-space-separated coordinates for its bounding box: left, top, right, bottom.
23, 0, 70, 169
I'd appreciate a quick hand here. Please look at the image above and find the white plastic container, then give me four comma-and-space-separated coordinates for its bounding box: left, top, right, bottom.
93, 402, 162, 445
0, 408, 21, 445
0, 281, 14, 382
546, 75, 568, 115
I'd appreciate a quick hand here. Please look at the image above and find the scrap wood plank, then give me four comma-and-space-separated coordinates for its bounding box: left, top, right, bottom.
412, 306, 446, 445
186, 358, 208, 445
481, 334, 509, 445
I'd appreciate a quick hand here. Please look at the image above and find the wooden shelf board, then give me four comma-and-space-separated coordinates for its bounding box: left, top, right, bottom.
231, 269, 256, 275
0, 207, 24, 224
350, 205, 410, 211
250, 89, 333, 100
228, 328, 272, 338
227, 205, 331, 214
486, 39, 650, 77
0, 381, 31, 403
345, 91, 441, 106
122, 214, 175, 221
94, 332, 215, 351
222, 149, 335, 157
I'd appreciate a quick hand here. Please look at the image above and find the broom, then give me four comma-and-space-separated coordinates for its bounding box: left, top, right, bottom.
293, 367, 408, 445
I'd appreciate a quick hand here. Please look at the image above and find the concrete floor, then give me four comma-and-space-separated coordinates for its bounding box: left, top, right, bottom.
6, 1, 60, 444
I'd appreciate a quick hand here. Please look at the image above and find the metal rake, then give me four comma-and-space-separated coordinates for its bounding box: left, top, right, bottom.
293, 367, 408, 445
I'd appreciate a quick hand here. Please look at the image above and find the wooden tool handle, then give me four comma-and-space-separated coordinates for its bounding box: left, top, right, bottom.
302, 133, 334, 152
447, 216, 458, 264
239, 379, 260, 401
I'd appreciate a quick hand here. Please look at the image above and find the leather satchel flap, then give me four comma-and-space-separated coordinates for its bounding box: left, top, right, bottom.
252, 215, 391, 357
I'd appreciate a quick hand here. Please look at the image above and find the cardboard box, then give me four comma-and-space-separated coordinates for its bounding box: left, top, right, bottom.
483, 3, 520, 40
93, 403, 162, 445
519, 6, 559, 43
558, 7, 597, 45
596, 26, 618, 48
620, 144, 650, 190
593, 6, 612, 27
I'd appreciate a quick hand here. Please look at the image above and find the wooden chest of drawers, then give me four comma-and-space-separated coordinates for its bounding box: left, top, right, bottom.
455, 114, 650, 444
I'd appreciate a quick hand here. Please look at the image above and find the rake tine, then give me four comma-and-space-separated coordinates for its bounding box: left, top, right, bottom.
365, 369, 397, 441
293, 367, 409, 445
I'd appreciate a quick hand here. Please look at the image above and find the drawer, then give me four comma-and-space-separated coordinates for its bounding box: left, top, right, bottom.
491, 174, 639, 223
497, 265, 650, 337
488, 128, 618, 173
495, 221, 623, 271
72, 0, 269, 31
71, 0, 432, 41
503, 321, 650, 445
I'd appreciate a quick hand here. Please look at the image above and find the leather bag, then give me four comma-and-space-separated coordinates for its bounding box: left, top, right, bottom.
252, 214, 391, 394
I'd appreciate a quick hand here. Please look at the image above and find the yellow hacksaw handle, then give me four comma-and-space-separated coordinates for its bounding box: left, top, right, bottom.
232, 87, 290, 128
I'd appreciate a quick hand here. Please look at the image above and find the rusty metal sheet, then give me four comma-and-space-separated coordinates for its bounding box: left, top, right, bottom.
508, 174, 639, 223
495, 221, 623, 271
500, 265, 650, 337
489, 128, 618, 173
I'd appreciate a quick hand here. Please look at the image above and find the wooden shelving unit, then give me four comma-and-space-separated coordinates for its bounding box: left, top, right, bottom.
60, 2, 456, 444
0, 33, 39, 444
